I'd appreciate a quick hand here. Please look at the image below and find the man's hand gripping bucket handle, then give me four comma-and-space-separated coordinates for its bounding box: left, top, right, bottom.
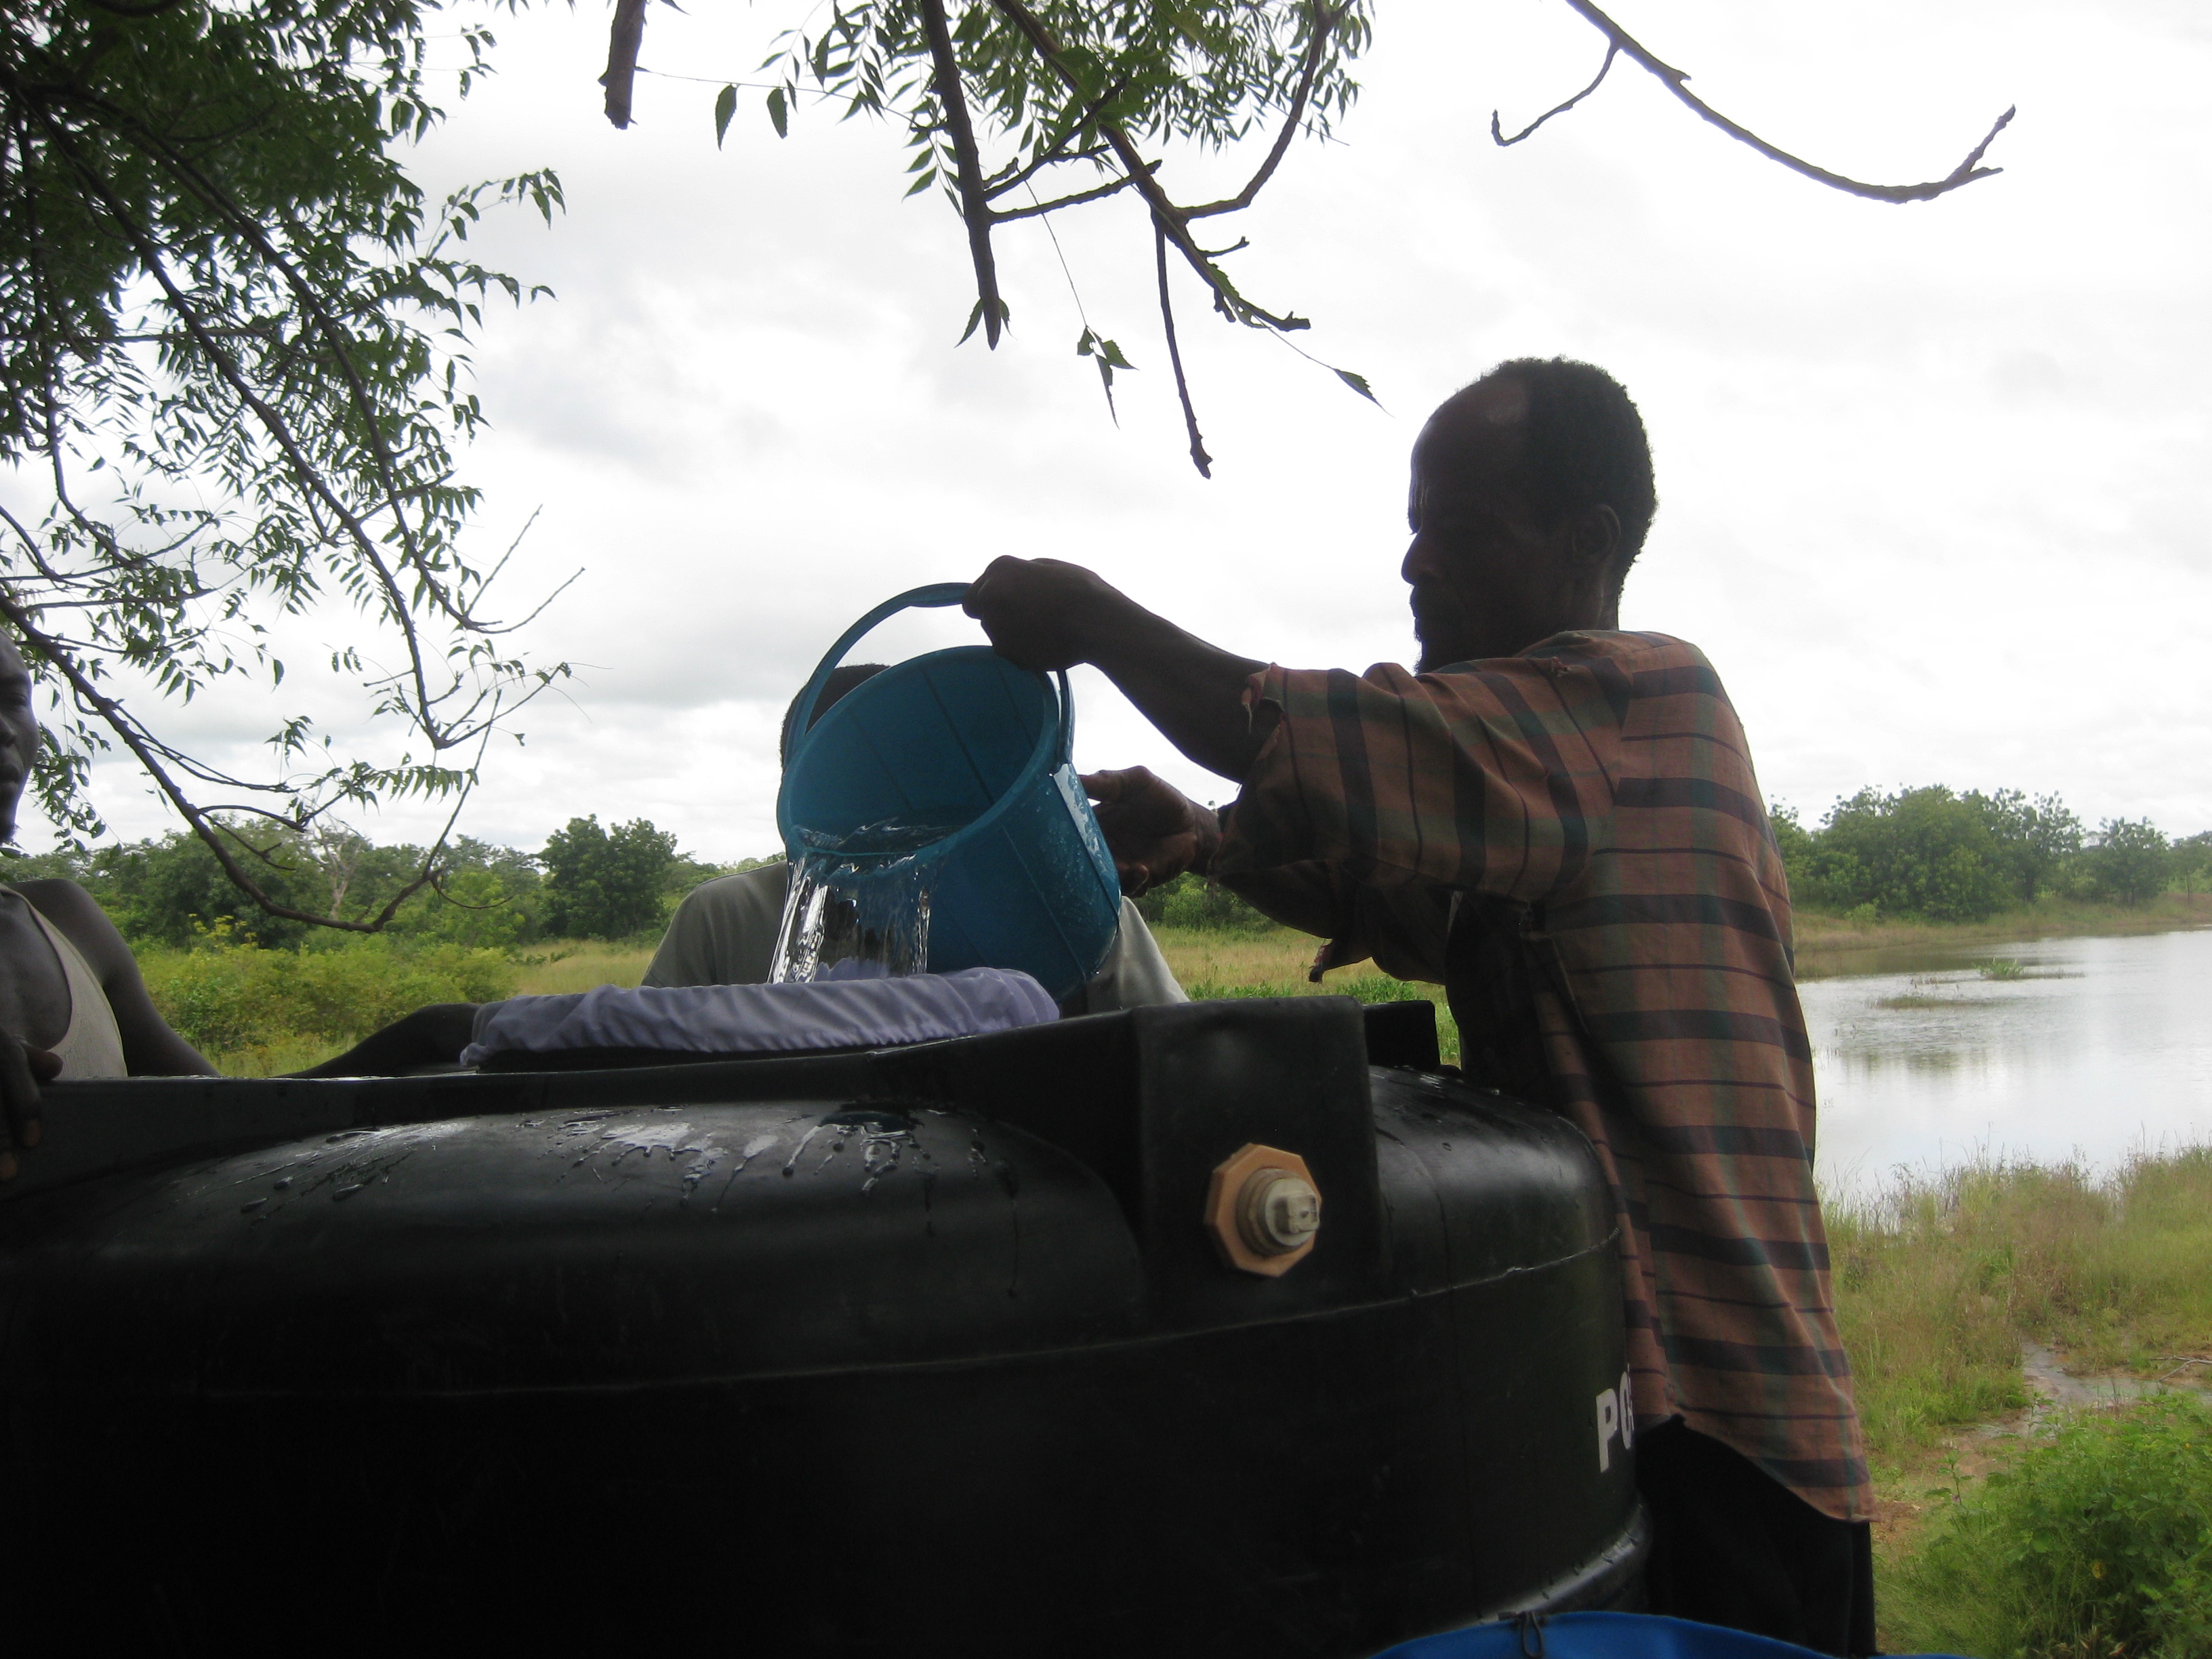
785, 582, 1076, 766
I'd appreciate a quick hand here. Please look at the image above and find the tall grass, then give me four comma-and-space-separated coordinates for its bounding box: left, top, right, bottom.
140, 935, 519, 1075
1152, 924, 1462, 1061
1792, 890, 2212, 977
1830, 1151, 2212, 1465
510, 940, 655, 996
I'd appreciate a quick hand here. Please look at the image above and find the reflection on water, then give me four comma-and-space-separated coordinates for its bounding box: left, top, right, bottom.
1801, 929, 2212, 1193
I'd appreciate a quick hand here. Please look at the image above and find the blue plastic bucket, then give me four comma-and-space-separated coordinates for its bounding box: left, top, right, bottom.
1366, 1612, 1967, 1659
775, 583, 1123, 1002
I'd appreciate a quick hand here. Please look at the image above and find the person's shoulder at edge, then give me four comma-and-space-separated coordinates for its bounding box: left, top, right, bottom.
4, 875, 218, 1077
1271, 633, 1706, 703
6, 876, 132, 979
1480, 628, 1704, 671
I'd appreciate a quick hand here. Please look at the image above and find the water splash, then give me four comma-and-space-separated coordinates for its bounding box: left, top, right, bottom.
770, 813, 966, 984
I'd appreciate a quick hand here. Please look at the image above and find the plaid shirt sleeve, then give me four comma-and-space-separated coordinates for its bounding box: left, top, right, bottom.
1214, 632, 1872, 1522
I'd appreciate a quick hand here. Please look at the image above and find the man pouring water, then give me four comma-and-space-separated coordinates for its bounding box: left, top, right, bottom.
963, 358, 1877, 1659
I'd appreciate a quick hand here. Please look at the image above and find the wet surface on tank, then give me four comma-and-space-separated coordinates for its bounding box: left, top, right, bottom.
1, 1001, 1643, 1656
0, 1098, 1146, 1395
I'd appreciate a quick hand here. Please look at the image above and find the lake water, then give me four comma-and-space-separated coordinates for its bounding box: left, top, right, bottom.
1799, 928, 2212, 1194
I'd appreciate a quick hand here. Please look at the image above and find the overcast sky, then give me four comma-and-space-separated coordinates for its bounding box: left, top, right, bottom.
40, 0, 2212, 861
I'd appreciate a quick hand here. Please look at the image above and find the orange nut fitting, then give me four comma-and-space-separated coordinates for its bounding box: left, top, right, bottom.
1205, 1143, 1322, 1277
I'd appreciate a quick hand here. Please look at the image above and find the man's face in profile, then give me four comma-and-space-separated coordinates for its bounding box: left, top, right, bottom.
1401, 378, 1577, 672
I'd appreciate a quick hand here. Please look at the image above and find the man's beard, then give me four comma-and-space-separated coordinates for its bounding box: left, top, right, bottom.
1409, 585, 1460, 674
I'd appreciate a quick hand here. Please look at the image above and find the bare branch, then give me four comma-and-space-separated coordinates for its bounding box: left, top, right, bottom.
991, 167, 1143, 223
1492, 42, 1616, 147
1154, 224, 1210, 479
982, 79, 1127, 200
986, 0, 1309, 333
601, 0, 649, 129
0, 596, 399, 933
1185, 1, 1338, 220
920, 0, 1005, 348
1554, 0, 2013, 203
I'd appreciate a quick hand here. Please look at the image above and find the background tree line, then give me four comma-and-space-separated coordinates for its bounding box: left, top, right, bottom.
7, 783, 2206, 954
1774, 788, 2208, 922
1137, 784, 2212, 934
3, 815, 755, 951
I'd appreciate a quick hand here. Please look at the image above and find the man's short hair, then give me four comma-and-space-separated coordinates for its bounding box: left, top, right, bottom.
779, 663, 887, 764
1477, 357, 1658, 575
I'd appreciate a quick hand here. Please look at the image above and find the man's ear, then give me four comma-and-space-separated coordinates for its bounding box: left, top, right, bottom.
1570, 504, 1621, 569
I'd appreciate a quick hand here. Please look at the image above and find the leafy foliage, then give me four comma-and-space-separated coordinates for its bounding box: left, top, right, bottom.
2080, 819, 2171, 907
661, 0, 1378, 469
1, 1, 567, 920
1885, 1393, 2212, 1658
141, 928, 517, 1057
1133, 868, 1272, 933
1772, 786, 2144, 922
596, 1, 2013, 470
12, 819, 544, 948
539, 814, 682, 941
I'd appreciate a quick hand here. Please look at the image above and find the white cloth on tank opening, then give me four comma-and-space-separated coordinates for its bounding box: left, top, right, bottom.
459, 966, 1059, 1067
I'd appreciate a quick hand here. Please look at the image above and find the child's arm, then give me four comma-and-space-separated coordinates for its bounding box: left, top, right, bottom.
289, 1004, 480, 1078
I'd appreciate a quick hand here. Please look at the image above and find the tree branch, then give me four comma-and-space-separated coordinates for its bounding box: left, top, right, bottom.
986, 0, 1309, 333
1155, 223, 1210, 479
1492, 42, 1616, 146
33, 106, 449, 743
1554, 0, 2013, 203
0, 594, 415, 933
1184, 0, 1338, 220
991, 167, 1142, 223
982, 79, 1127, 200
601, 0, 649, 129
36, 82, 520, 657
920, 0, 1005, 348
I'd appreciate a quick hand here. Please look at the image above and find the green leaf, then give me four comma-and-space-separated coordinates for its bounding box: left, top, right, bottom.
1334, 367, 1380, 405
958, 298, 1010, 346
714, 85, 737, 148
903, 168, 937, 197
766, 86, 789, 139
1099, 337, 1137, 371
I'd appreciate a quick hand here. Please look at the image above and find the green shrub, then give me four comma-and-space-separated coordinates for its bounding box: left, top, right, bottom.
1134, 872, 1274, 933
1884, 1395, 2212, 1658
140, 933, 519, 1057
2078, 819, 2172, 907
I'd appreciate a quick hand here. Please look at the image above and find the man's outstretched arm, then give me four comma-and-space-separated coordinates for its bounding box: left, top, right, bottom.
964, 557, 1273, 782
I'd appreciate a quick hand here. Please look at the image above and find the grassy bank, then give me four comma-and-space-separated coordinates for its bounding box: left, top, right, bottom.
1832, 1150, 2212, 1656
1794, 890, 2211, 978
1833, 1150, 2212, 1467
150, 890, 2207, 1077
138, 935, 655, 1075
1151, 924, 1464, 1061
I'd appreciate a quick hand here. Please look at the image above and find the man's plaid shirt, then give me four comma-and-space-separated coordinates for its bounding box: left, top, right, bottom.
1212, 630, 1871, 1521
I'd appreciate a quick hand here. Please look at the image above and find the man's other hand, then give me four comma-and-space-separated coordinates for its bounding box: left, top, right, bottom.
964, 557, 1128, 672
1084, 767, 1218, 895
0, 1040, 61, 1180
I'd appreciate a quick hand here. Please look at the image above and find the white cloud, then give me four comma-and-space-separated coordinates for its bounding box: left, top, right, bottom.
38, 0, 2212, 863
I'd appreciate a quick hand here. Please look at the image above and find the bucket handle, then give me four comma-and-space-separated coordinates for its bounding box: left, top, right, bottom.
784, 581, 1074, 764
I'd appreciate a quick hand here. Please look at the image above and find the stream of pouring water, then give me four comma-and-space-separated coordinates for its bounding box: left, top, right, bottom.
769, 814, 967, 984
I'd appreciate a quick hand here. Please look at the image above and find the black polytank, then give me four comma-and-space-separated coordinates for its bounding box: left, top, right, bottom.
0, 998, 1643, 1656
